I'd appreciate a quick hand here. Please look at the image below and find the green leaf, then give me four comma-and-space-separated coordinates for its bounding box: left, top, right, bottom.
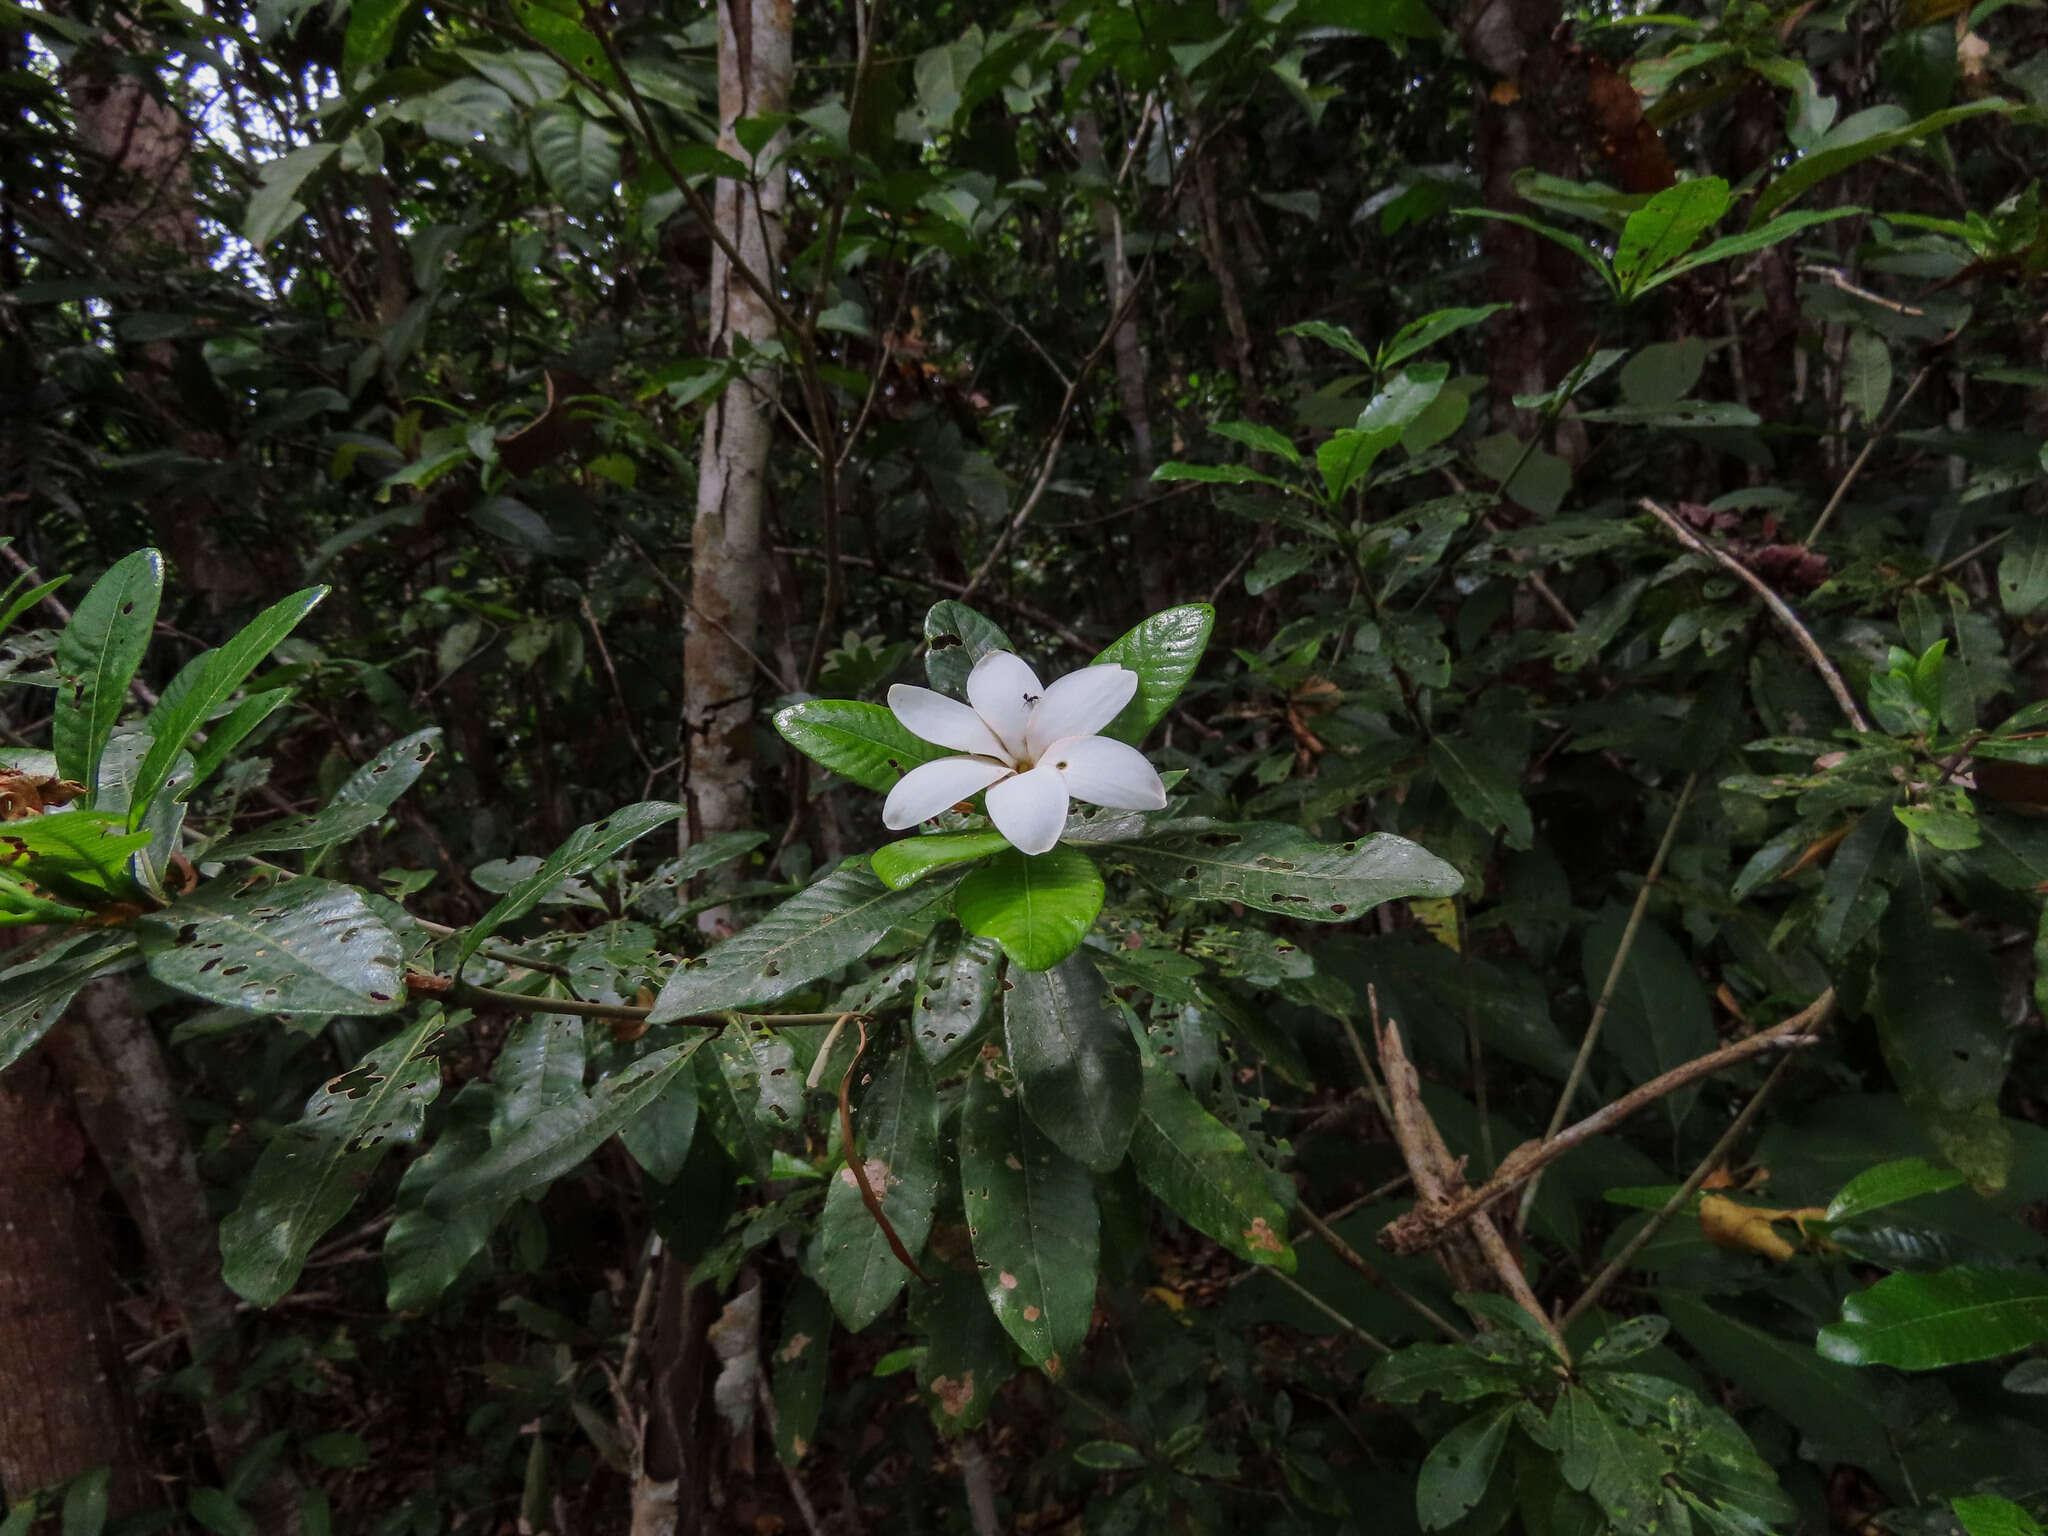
772, 1281, 831, 1463
459, 802, 684, 965
530, 102, 621, 216
1636, 206, 1862, 292
1545, 1385, 1667, 1534
910, 1260, 1017, 1434
328, 727, 443, 815
1583, 914, 1716, 1136
1614, 177, 1730, 296
53, 548, 162, 794
188, 689, 294, 795
342, 0, 411, 78
1002, 950, 1139, 1172
1750, 100, 2010, 226
1813, 804, 1900, 960
205, 801, 388, 859
383, 1082, 499, 1310
221, 1012, 447, 1305
911, 926, 1001, 1064
923, 601, 1011, 696
1088, 603, 1215, 745
1998, 521, 2048, 617
773, 700, 952, 794
1073, 1441, 1146, 1470
1128, 1050, 1294, 1271
649, 862, 956, 1021
425, 1034, 713, 1215
1953, 1496, 2048, 1536
1115, 821, 1462, 921
1317, 425, 1401, 502
1819, 1268, 2048, 1369
1282, 317, 1376, 368
1456, 208, 1617, 296
959, 1046, 1099, 1367
1842, 329, 1893, 423
1417, 1403, 1517, 1530
61, 1469, 108, 1536
1245, 544, 1321, 596
955, 845, 1105, 971
243, 144, 335, 246
491, 1014, 587, 1141
1618, 338, 1707, 409
810, 1037, 940, 1330
129, 585, 325, 824
139, 872, 405, 1014
1428, 736, 1534, 850
186, 1488, 256, 1536
0, 933, 141, 1072
1209, 420, 1301, 466
1875, 914, 2010, 1193
1366, 1342, 1530, 1404
1826, 1158, 1966, 1223
1379, 303, 1511, 370
616, 1065, 698, 1183
873, 830, 1010, 890
1151, 461, 1297, 492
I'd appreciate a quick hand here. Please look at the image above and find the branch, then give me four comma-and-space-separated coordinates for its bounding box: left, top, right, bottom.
1639, 499, 1871, 733
837, 1014, 934, 1285
1379, 989, 1836, 1257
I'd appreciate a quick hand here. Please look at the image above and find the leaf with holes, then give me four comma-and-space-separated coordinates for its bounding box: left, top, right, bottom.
774, 701, 952, 794
1117, 821, 1462, 920
649, 862, 958, 1022
911, 926, 1000, 1065
921, 600, 1012, 696
1129, 1048, 1294, 1271
955, 845, 1104, 971
1614, 177, 1730, 296
206, 801, 389, 859
1819, 1268, 2048, 1369
910, 1263, 1018, 1432
810, 1036, 940, 1331
330, 728, 443, 813
1088, 604, 1215, 745
383, 1082, 500, 1311
1417, 1402, 1517, 1530
1003, 950, 1139, 1172
221, 1011, 448, 1305
459, 801, 684, 965
0, 931, 141, 1072
959, 1048, 1099, 1368
139, 873, 406, 1014
772, 1281, 832, 1464
53, 547, 162, 794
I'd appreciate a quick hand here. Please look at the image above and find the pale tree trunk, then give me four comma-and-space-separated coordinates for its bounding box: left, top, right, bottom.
64, 16, 201, 263
680, 0, 794, 878
0, 1053, 150, 1517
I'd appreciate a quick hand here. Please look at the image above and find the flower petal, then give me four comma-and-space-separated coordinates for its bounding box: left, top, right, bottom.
985, 765, 1070, 856
966, 650, 1044, 760
887, 684, 1009, 760
882, 756, 1013, 829
1044, 734, 1167, 811
1025, 665, 1138, 759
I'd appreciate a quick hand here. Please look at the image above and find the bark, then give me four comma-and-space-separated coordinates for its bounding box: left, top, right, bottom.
1458, 0, 1591, 439
47, 980, 303, 1531
63, 17, 201, 263
0, 1051, 150, 1515
680, 0, 794, 864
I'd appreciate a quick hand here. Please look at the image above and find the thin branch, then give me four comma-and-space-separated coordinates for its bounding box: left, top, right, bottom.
1802, 364, 1932, 546
1639, 499, 1871, 732
1291, 1202, 1467, 1344
1258, 1266, 1392, 1353
838, 1014, 935, 1285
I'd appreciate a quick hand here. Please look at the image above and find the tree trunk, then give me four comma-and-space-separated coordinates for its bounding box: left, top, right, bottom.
0, 1052, 150, 1516
680, 0, 794, 867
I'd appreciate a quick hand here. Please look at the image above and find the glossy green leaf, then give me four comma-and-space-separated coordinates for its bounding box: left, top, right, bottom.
1826, 1158, 1967, 1223
649, 862, 958, 1021
1002, 950, 1139, 1172
1209, 420, 1301, 465
1614, 176, 1729, 296
206, 801, 388, 859
0, 932, 141, 1072
491, 1014, 586, 1141
328, 727, 442, 814
1417, 1403, 1517, 1530
188, 689, 294, 794
53, 548, 162, 794
1088, 603, 1215, 745
1379, 303, 1511, 370
1366, 1342, 1531, 1404
1636, 206, 1861, 291
1116, 821, 1462, 921
1128, 1049, 1294, 1271
1456, 208, 1617, 295
1953, 1495, 2047, 1536
61, 1468, 108, 1536
424, 1033, 713, 1216
872, 829, 1010, 890
459, 801, 684, 965
955, 845, 1105, 971
129, 584, 325, 824
139, 872, 406, 1014
530, 103, 620, 215
773, 700, 951, 794
811, 1037, 940, 1330
771, 1281, 832, 1463
222, 1012, 448, 1305
959, 1047, 1099, 1367
1819, 1267, 2048, 1369
911, 926, 1001, 1065
383, 1082, 500, 1311
1751, 101, 2009, 225
923, 600, 1011, 696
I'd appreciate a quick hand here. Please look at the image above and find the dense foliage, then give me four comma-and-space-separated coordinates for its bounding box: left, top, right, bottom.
4, 0, 2048, 1532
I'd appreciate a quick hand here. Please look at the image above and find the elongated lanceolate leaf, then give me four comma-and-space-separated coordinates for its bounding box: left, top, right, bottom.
959, 1049, 1099, 1367
1818, 1268, 2048, 1369
53, 548, 162, 794
910, 1264, 1018, 1431
955, 845, 1104, 971
129, 584, 326, 825
459, 800, 684, 964
1826, 1158, 1966, 1224
911, 926, 1000, 1065
222, 1012, 449, 1304
139, 872, 406, 1014
1117, 821, 1462, 919
1417, 1403, 1517, 1530
383, 1081, 499, 1311
810, 1038, 940, 1330
650, 862, 958, 1022
1002, 951, 1139, 1172
772, 1282, 833, 1463
0, 932, 142, 1072
1128, 1050, 1294, 1271
206, 801, 388, 859
1088, 604, 1215, 744
1953, 1496, 2047, 1536
330, 728, 443, 812
774, 700, 952, 794
1750, 100, 2010, 226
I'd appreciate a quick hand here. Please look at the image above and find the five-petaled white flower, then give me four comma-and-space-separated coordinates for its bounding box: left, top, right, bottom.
883, 651, 1167, 856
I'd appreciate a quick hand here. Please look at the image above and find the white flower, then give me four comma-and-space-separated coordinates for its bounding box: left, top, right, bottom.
882, 651, 1167, 856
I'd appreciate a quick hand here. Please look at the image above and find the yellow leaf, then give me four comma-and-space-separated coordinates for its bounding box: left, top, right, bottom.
1697, 1194, 1827, 1262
